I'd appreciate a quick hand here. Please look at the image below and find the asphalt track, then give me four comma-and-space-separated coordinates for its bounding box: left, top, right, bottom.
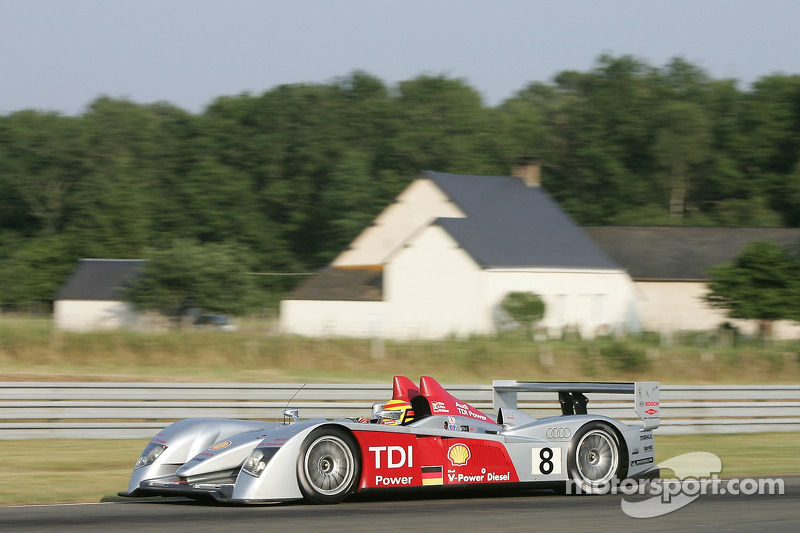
2, 476, 798, 533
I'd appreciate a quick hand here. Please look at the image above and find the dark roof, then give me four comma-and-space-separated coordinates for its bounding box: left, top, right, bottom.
56, 259, 146, 300
424, 171, 620, 269
288, 267, 383, 301
584, 227, 800, 280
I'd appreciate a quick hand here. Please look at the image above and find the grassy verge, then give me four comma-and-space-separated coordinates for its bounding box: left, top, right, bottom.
0, 433, 797, 506
656, 432, 800, 477
2, 317, 800, 383
0, 440, 145, 506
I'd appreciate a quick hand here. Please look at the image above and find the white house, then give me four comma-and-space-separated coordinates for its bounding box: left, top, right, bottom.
54, 259, 145, 331
585, 227, 800, 340
280, 168, 641, 339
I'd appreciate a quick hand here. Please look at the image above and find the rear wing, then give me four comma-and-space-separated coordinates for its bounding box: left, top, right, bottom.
492, 380, 660, 431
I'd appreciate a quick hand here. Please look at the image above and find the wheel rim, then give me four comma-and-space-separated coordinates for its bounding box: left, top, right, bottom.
575, 429, 618, 485
303, 435, 355, 496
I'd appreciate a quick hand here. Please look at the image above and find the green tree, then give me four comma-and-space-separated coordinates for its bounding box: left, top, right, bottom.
125, 240, 257, 323
318, 150, 382, 261
0, 234, 73, 310
500, 292, 546, 338
0, 111, 86, 234
8, 60, 800, 316
540, 56, 662, 223
704, 241, 800, 339
393, 75, 494, 175
653, 101, 712, 219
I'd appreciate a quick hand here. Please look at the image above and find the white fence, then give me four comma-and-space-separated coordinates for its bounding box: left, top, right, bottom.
1, 382, 799, 439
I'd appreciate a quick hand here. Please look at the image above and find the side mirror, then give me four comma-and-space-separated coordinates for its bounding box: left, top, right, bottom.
371, 402, 385, 419
283, 408, 300, 424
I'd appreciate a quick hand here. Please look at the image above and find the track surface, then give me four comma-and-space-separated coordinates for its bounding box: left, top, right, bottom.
3, 476, 798, 533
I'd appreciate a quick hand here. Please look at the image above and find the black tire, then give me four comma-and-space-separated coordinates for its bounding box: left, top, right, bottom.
566, 422, 624, 495
297, 426, 361, 504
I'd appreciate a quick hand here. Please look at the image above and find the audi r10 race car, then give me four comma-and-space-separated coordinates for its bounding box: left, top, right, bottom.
120, 376, 660, 504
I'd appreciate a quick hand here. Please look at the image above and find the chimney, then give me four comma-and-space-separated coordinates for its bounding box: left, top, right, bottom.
512, 156, 541, 187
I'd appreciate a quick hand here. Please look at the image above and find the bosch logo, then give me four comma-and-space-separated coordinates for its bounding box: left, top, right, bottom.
545, 427, 571, 439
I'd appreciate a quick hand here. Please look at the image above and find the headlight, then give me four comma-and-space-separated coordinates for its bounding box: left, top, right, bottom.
134, 441, 167, 469
242, 447, 279, 477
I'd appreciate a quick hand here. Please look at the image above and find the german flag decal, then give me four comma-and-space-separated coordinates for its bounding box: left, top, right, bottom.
421, 465, 443, 486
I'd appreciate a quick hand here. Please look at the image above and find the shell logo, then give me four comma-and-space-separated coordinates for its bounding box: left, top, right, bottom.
448, 443, 471, 466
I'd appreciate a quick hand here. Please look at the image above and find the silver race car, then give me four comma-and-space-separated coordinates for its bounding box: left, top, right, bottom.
120, 376, 660, 503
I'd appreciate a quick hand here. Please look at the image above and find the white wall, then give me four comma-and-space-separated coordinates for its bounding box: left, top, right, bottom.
281, 277, 800, 340
54, 300, 139, 331
483, 268, 640, 338
279, 300, 387, 337
333, 178, 465, 267
637, 281, 800, 340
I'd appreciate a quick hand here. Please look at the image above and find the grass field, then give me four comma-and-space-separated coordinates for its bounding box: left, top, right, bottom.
1, 317, 799, 506
0, 433, 797, 506
2, 316, 800, 384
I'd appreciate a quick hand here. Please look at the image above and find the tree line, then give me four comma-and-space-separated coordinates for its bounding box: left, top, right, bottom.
2, 55, 800, 313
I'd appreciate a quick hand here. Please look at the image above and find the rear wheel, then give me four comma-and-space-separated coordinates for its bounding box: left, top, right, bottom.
567, 422, 623, 494
297, 426, 360, 504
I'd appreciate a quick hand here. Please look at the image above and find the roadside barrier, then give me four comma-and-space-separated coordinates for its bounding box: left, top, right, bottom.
1, 382, 798, 439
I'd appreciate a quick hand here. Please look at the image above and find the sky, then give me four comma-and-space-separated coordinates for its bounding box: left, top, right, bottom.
2, 0, 799, 116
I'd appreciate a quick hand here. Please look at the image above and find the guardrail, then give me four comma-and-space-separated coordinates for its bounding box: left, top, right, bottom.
1, 382, 799, 439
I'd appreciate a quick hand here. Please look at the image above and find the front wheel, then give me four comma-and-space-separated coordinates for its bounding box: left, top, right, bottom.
297, 426, 361, 504
566, 422, 624, 494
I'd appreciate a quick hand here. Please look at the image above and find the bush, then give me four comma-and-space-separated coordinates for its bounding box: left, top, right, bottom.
601, 341, 650, 373
499, 292, 545, 338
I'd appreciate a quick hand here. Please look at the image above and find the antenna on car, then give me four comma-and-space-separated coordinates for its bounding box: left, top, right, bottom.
282, 383, 305, 424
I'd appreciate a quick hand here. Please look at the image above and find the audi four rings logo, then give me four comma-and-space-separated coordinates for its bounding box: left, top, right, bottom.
545, 427, 571, 439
